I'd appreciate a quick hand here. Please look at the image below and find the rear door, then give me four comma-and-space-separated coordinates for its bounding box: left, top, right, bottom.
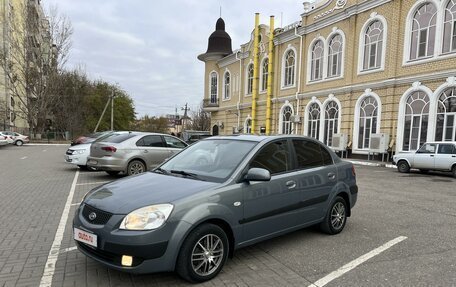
136, 135, 169, 169
90, 133, 136, 158
413, 143, 436, 169
434, 144, 456, 171
291, 139, 338, 223
163, 135, 188, 157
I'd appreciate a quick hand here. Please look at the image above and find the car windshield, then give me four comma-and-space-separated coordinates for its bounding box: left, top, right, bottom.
159, 139, 258, 183
95, 132, 137, 143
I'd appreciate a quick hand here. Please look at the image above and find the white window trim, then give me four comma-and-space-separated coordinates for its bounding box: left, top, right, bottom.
396, 82, 435, 153
307, 36, 326, 84
358, 13, 388, 75
325, 29, 346, 79
259, 55, 268, 94
244, 115, 252, 134
352, 89, 382, 154
402, 0, 444, 66
281, 45, 298, 89
322, 94, 342, 140
303, 96, 324, 142
278, 101, 295, 134
431, 76, 456, 140
245, 60, 254, 97
222, 69, 231, 101
209, 70, 219, 103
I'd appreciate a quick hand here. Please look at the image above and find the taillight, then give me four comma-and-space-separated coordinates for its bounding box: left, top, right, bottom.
351, 165, 356, 177
101, 146, 117, 152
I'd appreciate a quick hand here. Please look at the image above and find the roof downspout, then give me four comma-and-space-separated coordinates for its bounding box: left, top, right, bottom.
251, 13, 260, 134
294, 25, 303, 135
266, 16, 274, 135
235, 50, 242, 130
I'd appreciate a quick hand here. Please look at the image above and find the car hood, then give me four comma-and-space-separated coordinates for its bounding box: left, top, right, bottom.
84, 172, 219, 214
69, 143, 91, 150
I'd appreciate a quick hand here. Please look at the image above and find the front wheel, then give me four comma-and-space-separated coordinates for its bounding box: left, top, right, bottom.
15, 140, 23, 146
397, 161, 410, 173
176, 224, 229, 283
320, 196, 348, 235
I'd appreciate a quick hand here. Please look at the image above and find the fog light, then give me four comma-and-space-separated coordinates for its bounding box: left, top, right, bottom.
121, 255, 133, 267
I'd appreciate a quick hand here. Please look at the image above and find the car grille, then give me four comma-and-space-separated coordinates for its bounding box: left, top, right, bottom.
66, 149, 74, 155
82, 204, 112, 225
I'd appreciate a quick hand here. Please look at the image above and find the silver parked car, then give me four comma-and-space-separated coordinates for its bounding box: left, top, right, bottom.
0, 131, 29, 146
393, 142, 456, 177
74, 135, 358, 282
87, 132, 188, 176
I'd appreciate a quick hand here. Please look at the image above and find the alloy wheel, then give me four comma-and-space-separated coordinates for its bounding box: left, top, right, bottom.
129, 161, 145, 175
191, 234, 224, 277
330, 202, 346, 230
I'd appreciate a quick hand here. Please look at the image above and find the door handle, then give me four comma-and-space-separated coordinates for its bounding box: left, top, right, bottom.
452, 155, 456, 158
144, 150, 149, 153
430, 154, 434, 157
286, 180, 296, 189
328, 172, 336, 180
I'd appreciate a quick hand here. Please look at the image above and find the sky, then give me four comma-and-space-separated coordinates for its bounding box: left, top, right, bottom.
44, 0, 307, 118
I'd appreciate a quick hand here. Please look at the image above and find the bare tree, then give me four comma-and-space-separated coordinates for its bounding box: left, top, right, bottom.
190, 102, 211, 131
0, 1, 72, 135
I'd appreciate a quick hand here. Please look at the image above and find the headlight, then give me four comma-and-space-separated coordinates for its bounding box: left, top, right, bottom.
73, 149, 86, 155
120, 204, 174, 230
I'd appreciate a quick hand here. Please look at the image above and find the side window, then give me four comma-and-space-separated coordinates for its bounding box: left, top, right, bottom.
136, 135, 164, 147
164, 136, 187, 148
250, 140, 290, 175
321, 146, 333, 165
293, 139, 324, 169
417, 143, 436, 154
438, 144, 455, 155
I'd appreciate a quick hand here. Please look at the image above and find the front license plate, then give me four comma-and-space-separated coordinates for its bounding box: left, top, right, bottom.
87, 159, 98, 165
74, 227, 98, 248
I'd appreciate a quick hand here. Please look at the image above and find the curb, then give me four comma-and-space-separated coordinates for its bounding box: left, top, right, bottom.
347, 160, 396, 169
27, 143, 69, 146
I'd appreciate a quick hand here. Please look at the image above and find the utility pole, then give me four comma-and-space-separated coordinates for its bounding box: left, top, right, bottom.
181, 103, 190, 132
110, 89, 114, 131
94, 89, 114, 133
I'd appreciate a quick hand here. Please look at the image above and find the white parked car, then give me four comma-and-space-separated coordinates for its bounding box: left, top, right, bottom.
65, 143, 95, 170
0, 131, 29, 146
393, 142, 456, 178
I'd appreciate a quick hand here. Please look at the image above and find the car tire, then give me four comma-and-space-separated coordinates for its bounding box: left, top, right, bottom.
176, 224, 229, 283
106, 171, 120, 176
320, 196, 348, 235
452, 166, 456, 178
397, 161, 410, 173
127, 160, 146, 176
15, 140, 23, 146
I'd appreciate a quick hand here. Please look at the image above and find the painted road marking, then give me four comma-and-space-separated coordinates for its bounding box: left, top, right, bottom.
20, 156, 27, 160
70, 203, 80, 206
76, 181, 110, 186
308, 236, 407, 287
39, 170, 80, 287
61, 246, 77, 253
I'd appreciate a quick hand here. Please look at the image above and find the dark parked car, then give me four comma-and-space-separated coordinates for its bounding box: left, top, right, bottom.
74, 135, 358, 282
71, 131, 113, 146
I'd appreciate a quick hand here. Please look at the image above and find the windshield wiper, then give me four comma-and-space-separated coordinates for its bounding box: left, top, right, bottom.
170, 170, 204, 181
154, 167, 170, 175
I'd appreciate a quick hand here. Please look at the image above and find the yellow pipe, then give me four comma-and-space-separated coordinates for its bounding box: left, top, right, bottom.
251, 13, 260, 134
266, 16, 274, 135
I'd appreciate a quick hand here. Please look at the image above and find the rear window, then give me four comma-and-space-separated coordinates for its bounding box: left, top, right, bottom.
97, 133, 137, 143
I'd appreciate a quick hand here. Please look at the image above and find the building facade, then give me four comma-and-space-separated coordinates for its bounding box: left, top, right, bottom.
198, 0, 456, 154
0, 0, 51, 133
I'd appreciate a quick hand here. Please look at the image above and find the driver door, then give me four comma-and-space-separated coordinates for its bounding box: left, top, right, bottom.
413, 143, 436, 169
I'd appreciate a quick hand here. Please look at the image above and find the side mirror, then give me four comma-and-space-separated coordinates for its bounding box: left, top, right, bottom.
244, 168, 271, 182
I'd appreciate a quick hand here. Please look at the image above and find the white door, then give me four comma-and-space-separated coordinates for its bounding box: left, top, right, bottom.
413, 143, 436, 169
434, 144, 456, 171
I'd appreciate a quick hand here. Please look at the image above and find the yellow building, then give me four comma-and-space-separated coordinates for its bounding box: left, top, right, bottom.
198, 0, 456, 155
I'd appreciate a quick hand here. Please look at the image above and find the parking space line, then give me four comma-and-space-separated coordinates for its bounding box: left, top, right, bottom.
308, 236, 407, 287
76, 181, 110, 186
61, 246, 77, 253
39, 170, 80, 287
20, 156, 27, 160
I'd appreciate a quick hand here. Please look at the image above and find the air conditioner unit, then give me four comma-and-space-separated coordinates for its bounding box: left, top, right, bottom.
370, 133, 389, 153
290, 115, 301, 123
331, 133, 348, 151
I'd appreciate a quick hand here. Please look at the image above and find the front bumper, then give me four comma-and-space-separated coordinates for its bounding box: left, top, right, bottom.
65, 153, 89, 166
73, 203, 191, 274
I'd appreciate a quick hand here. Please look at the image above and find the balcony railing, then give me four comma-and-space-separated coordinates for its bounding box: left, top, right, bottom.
203, 98, 219, 108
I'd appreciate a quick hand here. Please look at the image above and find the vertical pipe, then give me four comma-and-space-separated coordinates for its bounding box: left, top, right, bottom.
110, 90, 114, 131
251, 13, 260, 134
266, 16, 274, 135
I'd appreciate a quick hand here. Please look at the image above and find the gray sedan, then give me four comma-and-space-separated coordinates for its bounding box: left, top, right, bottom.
74, 135, 358, 282
86, 132, 188, 176
393, 142, 456, 177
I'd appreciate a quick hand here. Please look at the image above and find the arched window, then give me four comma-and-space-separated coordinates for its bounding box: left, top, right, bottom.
358, 96, 379, 149
410, 3, 437, 60
402, 92, 430, 151
247, 64, 254, 95
283, 49, 295, 87
261, 58, 269, 91
308, 103, 321, 139
311, 40, 324, 81
436, 87, 456, 141
443, 0, 456, 53
244, 117, 252, 134
280, 104, 294, 134
324, 101, 339, 146
327, 34, 343, 77
223, 71, 230, 100
210, 72, 218, 104
363, 20, 384, 70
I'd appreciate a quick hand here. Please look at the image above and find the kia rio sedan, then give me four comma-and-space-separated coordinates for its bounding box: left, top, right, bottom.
74, 135, 358, 282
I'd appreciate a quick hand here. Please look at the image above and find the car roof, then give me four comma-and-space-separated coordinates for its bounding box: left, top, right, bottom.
205, 134, 324, 143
